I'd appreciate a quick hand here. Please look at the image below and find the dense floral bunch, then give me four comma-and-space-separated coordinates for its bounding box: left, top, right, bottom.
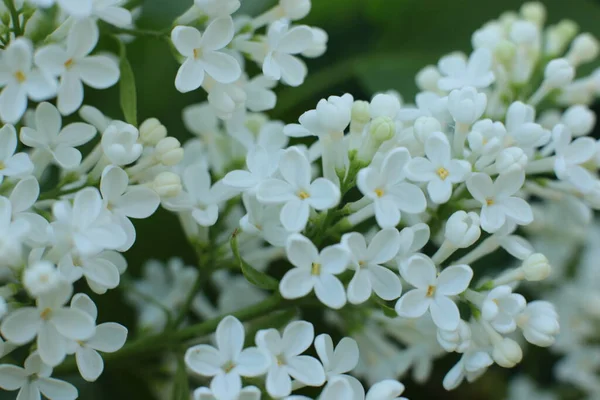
0, 0, 598, 399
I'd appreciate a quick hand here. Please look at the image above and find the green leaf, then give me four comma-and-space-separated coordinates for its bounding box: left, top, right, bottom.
117, 40, 138, 127
230, 229, 279, 290
171, 356, 190, 400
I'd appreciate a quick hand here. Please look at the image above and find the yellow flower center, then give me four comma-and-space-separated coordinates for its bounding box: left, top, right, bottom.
298, 191, 310, 199
193, 48, 203, 59
222, 361, 235, 372
426, 285, 436, 297
311, 262, 321, 275
64, 58, 74, 69
374, 188, 385, 197
486, 198, 495, 206
0, 161, 4, 170
14, 71, 26, 83
436, 167, 449, 180
40, 308, 52, 320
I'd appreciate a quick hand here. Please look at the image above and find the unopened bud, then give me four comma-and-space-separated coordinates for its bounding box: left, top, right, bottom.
495, 40, 516, 64
545, 20, 578, 56
351, 100, 371, 125
562, 105, 596, 136
155, 137, 183, 166
492, 338, 523, 368
245, 113, 268, 135
414, 116, 442, 144
567, 33, 600, 67
416, 65, 441, 92
495, 147, 528, 172
521, 253, 551, 281
520, 2, 546, 26
544, 58, 574, 87
369, 116, 395, 142
139, 118, 167, 145
153, 172, 182, 197
445, 211, 481, 248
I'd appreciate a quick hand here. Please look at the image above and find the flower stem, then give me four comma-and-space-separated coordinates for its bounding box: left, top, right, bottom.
3, 0, 21, 37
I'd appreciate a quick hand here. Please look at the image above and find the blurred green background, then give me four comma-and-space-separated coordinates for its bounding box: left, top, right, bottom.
46, 0, 600, 399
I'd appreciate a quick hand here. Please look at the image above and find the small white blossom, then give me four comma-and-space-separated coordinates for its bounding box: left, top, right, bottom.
101, 121, 143, 166
437, 48, 495, 91
481, 285, 526, 333
263, 20, 313, 86
0, 124, 33, 184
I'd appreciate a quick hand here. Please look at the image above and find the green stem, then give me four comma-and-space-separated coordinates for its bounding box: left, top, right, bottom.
54, 293, 285, 375
3, 0, 21, 37
113, 27, 168, 39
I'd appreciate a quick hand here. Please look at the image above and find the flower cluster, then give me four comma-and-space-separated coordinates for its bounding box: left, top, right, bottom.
0, 0, 598, 399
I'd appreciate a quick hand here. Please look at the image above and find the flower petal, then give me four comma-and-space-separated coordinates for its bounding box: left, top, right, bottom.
314, 274, 346, 309
76, 347, 104, 382
394, 289, 430, 318
369, 264, 402, 301
286, 355, 326, 386
430, 296, 461, 331
307, 178, 340, 210
282, 320, 314, 357
175, 58, 205, 93
436, 265, 473, 296
280, 198, 309, 232
185, 344, 223, 377
279, 268, 314, 299
202, 51, 241, 84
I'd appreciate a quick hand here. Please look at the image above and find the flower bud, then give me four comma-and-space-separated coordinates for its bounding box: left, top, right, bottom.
302, 27, 328, 58
414, 116, 442, 144
155, 137, 184, 166
562, 105, 596, 136
520, 2, 546, 26
416, 65, 441, 92
495, 147, 528, 172
521, 253, 551, 281
102, 121, 143, 166
23, 261, 61, 297
517, 301, 559, 347
369, 116, 395, 142
448, 87, 487, 124
492, 337, 523, 368
544, 58, 574, 88
494, 40, 516, 64
280, 0, 310, 20
370, 93, 401, 119
139, 118, 167, 145
351, 100, 371, 125
153, 172, 182, 197
437, 320, 471, 353
510, 20, 539, 45
445, 211, 481, 248
567, 33, 600, 67
545, 20, 578, 56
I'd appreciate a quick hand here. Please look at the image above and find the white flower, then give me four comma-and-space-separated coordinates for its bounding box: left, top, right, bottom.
444, 211, 481, 248
240, 194, 288, 247
516, 301, 559, 347
314, 334, 359, 380
257, 147, 340, 232
193, 386, 260, 400
280, 234, 348, 309
0, 195, 29, 267
341, 229, 403, 304
0, 124, 33, 184
52, 187, 127, 256
366, 379, 408, 400
0, 38, 56, 123
552, 124, 597, 193
443, 349, 493, 390
447, 86, 487, 124
163, 163, 235, 227
35, 18, 120, 115
0, 283, 95, 366
185, 316, 270, 400
101, 121, 143, 166
58, 250, 125, 294
67, 294, 127, 382
23, 261, 62, 297
437, 320, 471, 353
0, 352, 78, 400
223, 146, 278, 193
504, 101, 548, 149
406, 132, 471, 203
256, 320, 325, 398
263, 20, 313, 86
171, 18, 241, 92
100, 165, 160, 250
481, 286, 526, 334
284, 94, 353, 138
467, 169, 533, 233
357, 148, 427, 229
20, 102, 97, 169
395, 254, 473, 331
437, 48, 495, 91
